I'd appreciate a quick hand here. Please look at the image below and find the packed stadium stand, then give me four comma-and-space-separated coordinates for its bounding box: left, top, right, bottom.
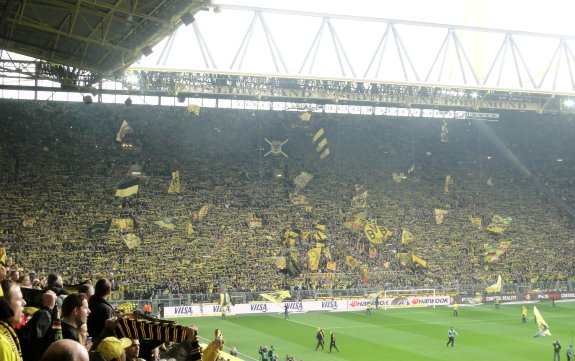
1, 99, 574, 301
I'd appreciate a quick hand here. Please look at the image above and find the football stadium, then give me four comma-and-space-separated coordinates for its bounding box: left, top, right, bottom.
1, 1, 575, 361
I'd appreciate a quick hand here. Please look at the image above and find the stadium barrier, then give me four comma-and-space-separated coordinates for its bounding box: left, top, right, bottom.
457, 291, 575, 305
162, 295, 452, 318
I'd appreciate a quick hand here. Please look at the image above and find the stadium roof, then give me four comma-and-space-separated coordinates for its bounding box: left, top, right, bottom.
0, 0, 209, 75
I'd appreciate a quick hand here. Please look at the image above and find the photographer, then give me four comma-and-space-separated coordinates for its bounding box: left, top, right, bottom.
268, 345, 277, 361
258, 346, 269, 361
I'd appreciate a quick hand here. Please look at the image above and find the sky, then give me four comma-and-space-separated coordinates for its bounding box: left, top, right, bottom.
213, 0, 575, 36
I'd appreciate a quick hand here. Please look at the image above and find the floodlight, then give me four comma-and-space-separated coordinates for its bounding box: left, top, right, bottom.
83, 95, 92, 105
141, 46, 153, 57
181, 12, 195, 26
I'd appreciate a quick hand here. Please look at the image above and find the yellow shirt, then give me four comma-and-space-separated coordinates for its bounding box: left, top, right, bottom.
0, 322, 22, 361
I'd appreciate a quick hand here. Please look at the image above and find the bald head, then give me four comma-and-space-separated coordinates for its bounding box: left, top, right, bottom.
39, 339, 89, 361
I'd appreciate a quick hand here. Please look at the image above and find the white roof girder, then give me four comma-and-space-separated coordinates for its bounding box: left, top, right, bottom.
132, 4, 575, 94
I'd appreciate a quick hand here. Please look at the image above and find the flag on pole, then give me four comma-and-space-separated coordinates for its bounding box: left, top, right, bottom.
298, 112, 311, 121
401, 228, 413, 244
444, 175, 453, 193
440, 119, 448, 143
220, 292, 232, 306
168, 170, 181, 193
187, 104, 201, 116
485, 275, 502, 293
533, 306, 552, 337
434, 208, 448, 224
115, 179, 140, 198
412, 254, 427, 267
260, 290, 291, 304
312, 128, 330, 159
116, 120, 133, 142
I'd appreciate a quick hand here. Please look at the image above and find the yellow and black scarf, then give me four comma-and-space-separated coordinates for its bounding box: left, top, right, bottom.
0, 320, 23, 361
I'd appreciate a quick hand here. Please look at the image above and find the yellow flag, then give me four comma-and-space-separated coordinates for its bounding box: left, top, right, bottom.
195, 204, 212, 220
22, 218, 36, 227
298, 112, 311, 121
323, 247, 332, 261
469, 217, 482, 227
326, 261, 337, 271
307, 248, 321, 271
187, 104, 201, 116
344, 212, 366, 231
112, 218, 134, 231
276, 256, 287, 269
401, 228, 413, 244
360, 264, 369, 285
434, 209, 448, 224
364, 222, 385, 245
533, 306, 552, 336
444, 175, 453, 193
351, 191, 368, 209
412, 254, 427, 267
116, 120, 133, 142
392, 172, 406, 183
122, 233, 141, 249
345, 255, 359, 270
260, 290, 291, 304
485, 275, 502, 293
440, 119, 448, 143
154, 220, 175, 230
487, 214, 512, 233
369, 246, 377, 258
168, 170, 181, 193
486, 226, 504, 233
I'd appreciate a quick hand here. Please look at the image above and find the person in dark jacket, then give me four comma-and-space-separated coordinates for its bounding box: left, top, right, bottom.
87, 279, 115, 338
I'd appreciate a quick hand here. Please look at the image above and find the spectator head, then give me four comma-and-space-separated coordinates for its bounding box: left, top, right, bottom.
9, 270, 19, 282
47, 273, 63, 288
94, 279, 112, 298
78, 283, 95, 298
39, 339, 89, 361
61, 293, 90, 327
97, 337, 131, 361
125, 339, 140, 359
0, 279, 26, 324
18, 274, 31, 287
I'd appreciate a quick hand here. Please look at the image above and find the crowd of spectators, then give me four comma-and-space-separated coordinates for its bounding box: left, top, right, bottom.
1, 99, 574, 301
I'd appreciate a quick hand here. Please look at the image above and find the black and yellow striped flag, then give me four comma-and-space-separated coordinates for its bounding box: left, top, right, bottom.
115, 179, 140, 198
312, 128, 330, 159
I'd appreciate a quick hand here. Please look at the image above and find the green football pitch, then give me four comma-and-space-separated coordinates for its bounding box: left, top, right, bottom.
170, 302, 575, 361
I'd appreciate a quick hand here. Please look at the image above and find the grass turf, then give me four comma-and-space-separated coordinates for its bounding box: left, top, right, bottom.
170, 302, 575, 361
